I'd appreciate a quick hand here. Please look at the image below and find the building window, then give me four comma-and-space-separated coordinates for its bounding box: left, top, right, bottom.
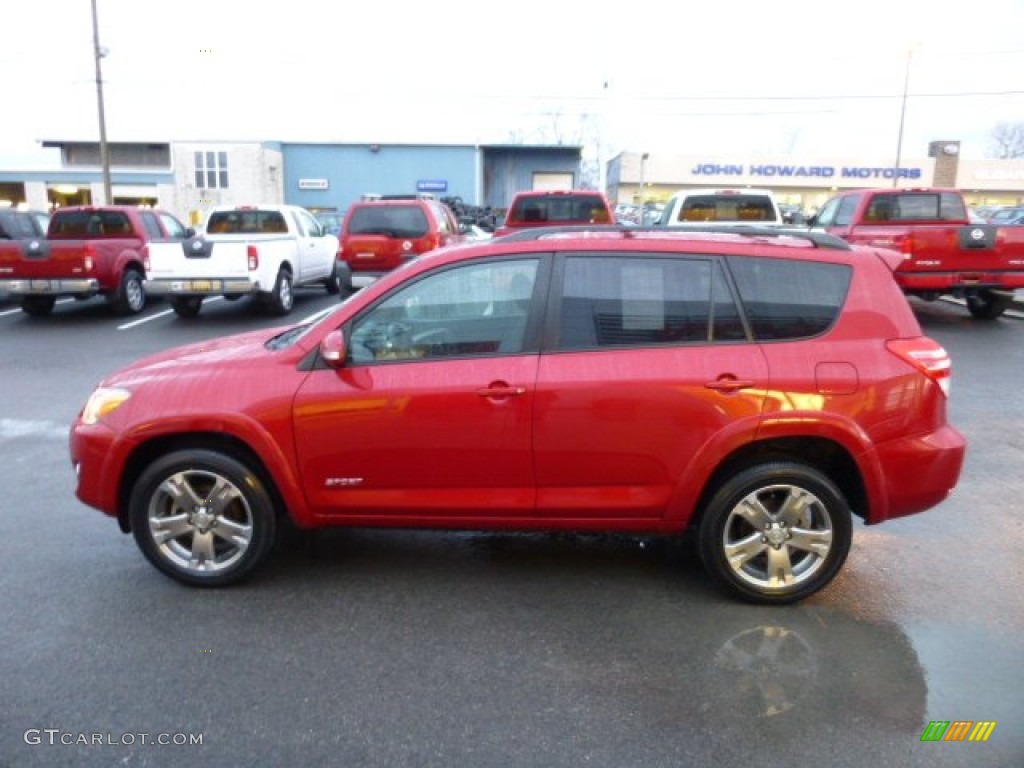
194, 151, 229, 189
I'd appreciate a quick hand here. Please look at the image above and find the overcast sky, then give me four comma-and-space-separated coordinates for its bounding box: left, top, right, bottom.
3, 0, 1023, 166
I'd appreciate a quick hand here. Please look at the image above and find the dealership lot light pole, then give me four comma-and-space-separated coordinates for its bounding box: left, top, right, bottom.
90, 0, 112, 204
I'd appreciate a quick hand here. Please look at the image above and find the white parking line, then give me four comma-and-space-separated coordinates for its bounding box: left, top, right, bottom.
0, 297, 74, 317
117, 296, 223, 330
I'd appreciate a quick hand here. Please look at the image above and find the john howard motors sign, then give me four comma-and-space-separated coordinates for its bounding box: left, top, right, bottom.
690, 162, 923, 182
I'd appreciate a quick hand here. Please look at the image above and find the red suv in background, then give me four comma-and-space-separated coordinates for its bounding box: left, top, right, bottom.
339, 195, 463, 273
495, 190, 615, 236
70, 225, 965, 603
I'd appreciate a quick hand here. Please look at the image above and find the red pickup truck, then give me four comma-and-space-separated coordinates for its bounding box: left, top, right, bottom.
809, 188, 1024, 318
0, 205, 191, 316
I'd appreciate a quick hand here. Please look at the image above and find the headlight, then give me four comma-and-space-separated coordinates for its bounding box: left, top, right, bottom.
81, 387, 132, 425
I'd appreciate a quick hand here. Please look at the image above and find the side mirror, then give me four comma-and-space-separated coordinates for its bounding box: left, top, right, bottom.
184, 227, 197, 238
319, 329, 347, 368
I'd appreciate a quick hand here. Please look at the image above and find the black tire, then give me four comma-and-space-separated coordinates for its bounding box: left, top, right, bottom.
324, 260, 341, 295
335, 261, 355, 299
20, 296, 57, 316
966, 289, 1011, 320
697, 462, 852, 605
129, 449, 278, 587
110, 267, 146, 315
264, 268, 294, 315
170, 296, 203, 318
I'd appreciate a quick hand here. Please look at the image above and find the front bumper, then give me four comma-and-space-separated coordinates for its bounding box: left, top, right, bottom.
0, 278, 99, 295
144, 278, 259, 295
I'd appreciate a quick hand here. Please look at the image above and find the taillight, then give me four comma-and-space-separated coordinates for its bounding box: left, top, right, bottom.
886, 338, 951, 397
897, 233, 915, 260
141, 244, 150, 272
247, 245, 259, 271
83, 243, 96, 272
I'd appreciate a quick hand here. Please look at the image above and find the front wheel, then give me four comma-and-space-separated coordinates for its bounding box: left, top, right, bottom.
129, 450, 278, 587
966, 289, 1011, 320
170, 296, 203, 318
697, 462, 852, 604
264, 268, 294, 315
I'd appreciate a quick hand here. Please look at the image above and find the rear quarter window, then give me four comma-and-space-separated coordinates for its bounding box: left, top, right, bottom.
727, 256, 851, 340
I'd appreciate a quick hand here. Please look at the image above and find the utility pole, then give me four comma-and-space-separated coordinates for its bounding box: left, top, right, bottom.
90, 0, 112, 204
892, 48, 913, 189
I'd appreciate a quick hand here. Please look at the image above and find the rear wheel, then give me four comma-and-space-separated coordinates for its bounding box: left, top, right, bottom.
110, 267, 146, 315
335, 261, 355, 299
697, 462, 852, 604
265, 268, 294, 315
129, 450, 277, 587
324, 260, 341, 295
170, 296, 203, 318
966, 289, 1011, 320
20, 296, 57, 316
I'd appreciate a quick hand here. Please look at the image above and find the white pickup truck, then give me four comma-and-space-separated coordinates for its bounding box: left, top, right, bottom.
144, 205, 349, 317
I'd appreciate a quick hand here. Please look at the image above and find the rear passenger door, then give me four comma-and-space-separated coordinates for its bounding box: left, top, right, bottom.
533, 252, 768, 520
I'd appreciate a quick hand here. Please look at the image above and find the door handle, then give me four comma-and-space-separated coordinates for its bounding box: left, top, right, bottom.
476, 385, 526, 398
705, 377, 755, 392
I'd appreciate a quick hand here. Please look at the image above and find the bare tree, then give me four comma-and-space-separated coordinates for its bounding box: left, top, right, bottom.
990, 122, 1024, 158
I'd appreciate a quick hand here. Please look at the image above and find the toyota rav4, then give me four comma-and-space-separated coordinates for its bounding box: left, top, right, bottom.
70, 225, 965, 603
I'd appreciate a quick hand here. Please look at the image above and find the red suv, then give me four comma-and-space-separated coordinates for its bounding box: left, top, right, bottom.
495, 190, 615, 236
339, 195, 463, 273
70, 226, 965, 603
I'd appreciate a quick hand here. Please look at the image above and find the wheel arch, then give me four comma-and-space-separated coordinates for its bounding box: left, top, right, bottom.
688, 436, 869, 532
115, 431, 295, 534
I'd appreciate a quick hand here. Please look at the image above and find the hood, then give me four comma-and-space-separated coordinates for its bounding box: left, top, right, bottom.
101, 325, 293, 388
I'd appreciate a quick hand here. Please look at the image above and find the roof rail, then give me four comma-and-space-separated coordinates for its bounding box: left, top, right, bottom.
492, 224, 852, 250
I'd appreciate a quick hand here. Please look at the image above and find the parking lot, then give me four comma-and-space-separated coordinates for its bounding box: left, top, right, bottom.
1, 289, 1022, 767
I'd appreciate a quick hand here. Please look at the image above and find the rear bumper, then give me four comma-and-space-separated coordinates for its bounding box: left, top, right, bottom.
897, 270, 1024, 293
0, 278, 99, 295
145, 278, 259, 295
870, 424, 967, 523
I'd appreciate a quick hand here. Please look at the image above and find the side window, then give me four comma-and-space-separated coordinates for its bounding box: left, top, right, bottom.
348, 259, 539, 363
292, 209, 319, 237
158, 212, 187, 239
813, 198, 840, 228
835, 196, 858, 226
431, 203, 453, 235
139, 211, 164, 240
557, 255, 713, 350
727, 256, 852, 340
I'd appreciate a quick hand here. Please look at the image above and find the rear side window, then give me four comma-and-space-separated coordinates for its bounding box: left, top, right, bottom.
675, 195, 777, 223
347, 205, 429, 238
207, 210, 288, 234
508, 195, 610, 224
727, 257, 851, 340
557, 255, 726, 349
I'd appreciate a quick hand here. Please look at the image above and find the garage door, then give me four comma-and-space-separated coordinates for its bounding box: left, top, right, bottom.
532, 173, 574, 191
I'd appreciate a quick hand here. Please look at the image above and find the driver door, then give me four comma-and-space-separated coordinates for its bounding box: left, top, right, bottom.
293, 257, 544, 520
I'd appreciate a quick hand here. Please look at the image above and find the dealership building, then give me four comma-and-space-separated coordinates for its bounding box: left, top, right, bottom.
2, 137, 1023, 223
